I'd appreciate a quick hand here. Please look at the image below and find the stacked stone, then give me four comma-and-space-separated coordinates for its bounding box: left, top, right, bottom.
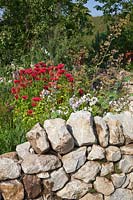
0, 111, 133, 200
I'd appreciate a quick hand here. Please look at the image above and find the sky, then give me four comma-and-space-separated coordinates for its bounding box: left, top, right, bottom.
85, 0, 103, 16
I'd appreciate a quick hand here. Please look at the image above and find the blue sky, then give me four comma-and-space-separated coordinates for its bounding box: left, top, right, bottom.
85, 0, 103, 16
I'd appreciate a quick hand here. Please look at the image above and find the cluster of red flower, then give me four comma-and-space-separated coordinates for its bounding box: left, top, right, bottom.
11, 62, 74, 115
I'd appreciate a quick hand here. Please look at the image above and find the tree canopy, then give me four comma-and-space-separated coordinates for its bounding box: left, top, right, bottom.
0, 0, 93, 67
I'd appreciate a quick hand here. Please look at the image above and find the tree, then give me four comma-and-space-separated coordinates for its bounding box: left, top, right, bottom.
95, 0, 133, 17
0, 0, 92, 69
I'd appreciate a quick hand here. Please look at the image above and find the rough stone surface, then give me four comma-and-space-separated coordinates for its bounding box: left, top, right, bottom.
104, 114, 125, 145
127, 172, 133, 189
80, 193, 103, 200
0, 152, 18, 161
16, 142, 31, 160
43, 168, 68, 191
26, 123, 50, 154
87, 144, 105, 160
56, 179, 91, 199
0, 180, 24, 200
23, 175, 42, 199
67, 111, 97, 146
94, 176, 114, 196
37, 172, 49, 179
104, 111, 133, 144
0, 158, 21, 181
111, 173, 126, 188
100, 162, 114, 176
108, 188, 133, 200
94, 116, 109, 147
106, 146, 121, 162
72, 161, 101, 183
21, 154, 61, 174
120, 144, 133, 155
118, 155, 133, 173
62, 146, 87, 173
44, 118, 74, 154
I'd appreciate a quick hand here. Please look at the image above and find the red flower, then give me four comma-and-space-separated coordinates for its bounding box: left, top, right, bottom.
14, 80, 20, 84
65, 73, 72, 78
11, 87, 20, 94
78, 89, 84, 96
22, 95, 28, 100
15, 94, 19, 100
11, 87, 17, 94
50, 77, 58, 81
27, 109, 33, 115
31, 102, 37, 107
68, 77, 74, 82
32, 97, 42, 102
57, 64, 65, 69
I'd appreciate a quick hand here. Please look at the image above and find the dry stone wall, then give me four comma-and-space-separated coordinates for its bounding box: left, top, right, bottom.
0, 110, 133, 200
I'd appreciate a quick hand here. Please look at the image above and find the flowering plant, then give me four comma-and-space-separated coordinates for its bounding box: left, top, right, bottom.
11, 62, 74, 128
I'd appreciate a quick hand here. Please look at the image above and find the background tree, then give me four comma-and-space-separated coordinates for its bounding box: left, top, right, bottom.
0, 0, 93, 70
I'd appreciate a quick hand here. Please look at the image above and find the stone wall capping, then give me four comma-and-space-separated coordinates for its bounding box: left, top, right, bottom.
0, 110, 132, 200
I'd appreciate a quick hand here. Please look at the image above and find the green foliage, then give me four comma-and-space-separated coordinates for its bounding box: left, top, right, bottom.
0, 0, 93, 69
95, 0, 133, 16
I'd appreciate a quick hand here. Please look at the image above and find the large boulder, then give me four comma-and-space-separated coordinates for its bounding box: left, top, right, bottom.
62, 146, 87, 173
94, 116, 109, 147
43, 168, 68, 192
21, 154, 61, 174
44, 118, 74, 154
67, 111, 97, 146
94, 176, 114, 196
26, 123, 50, 154
72, 161, 101, 183
104, 111, 133, 144
0, 158, 21, 181
56, 179, 91, 199
0, 180, 24, 200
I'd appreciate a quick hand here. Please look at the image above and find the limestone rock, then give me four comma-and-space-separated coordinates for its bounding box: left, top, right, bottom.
87, 146, 92, 154
26, 123, 50, 154
21, 154, 61, 174
0, 158, 21, 180
43, 168, 68, 192
94, 176, 114, 196
80, 193, 103, 200
104, 113, 125, 145
0, 180, 24, 200
16, 142, 31, 160
67, 111, 97, 146
62, 146, 87, 173
72, 161, 101, 183
56, 179, 91, 199
104, 111, 133, 144
111, 173, 126, 188
108, 188, 133, 200
23, 175, 42, 199
0, 152, 18, 161
100, 162, 114, 176
106, 146, 121, 162
127, 172, 133, 189
44, 118, 74, 154
118, 155, 133, 173
37, 172, 49, 179
120, 144, 133, 155
87, 144, 105, 160
94, 116, 109, 147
